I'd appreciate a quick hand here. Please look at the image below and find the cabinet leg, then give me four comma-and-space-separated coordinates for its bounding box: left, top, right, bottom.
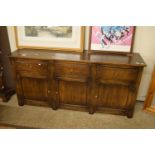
89, 106, 95, 114
127, 110, 134, 118
18, 99, 24, 106
52, 102, 58, 110
52, 106, 58, 110
17, 96, 24, 106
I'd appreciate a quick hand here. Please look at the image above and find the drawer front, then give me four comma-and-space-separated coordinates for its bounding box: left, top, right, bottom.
96, 65, 139, 85
54, 61, 90, 82
15, 59, 48, 77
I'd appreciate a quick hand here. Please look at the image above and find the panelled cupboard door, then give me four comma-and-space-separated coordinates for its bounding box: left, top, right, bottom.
14, 59, 50, 107
97, 84, 130, 109
15, 73, 50, 107
53, 61, 91, 110
95, 65, 139, 109
58, 80, 88, 106
20, 77, 48, 101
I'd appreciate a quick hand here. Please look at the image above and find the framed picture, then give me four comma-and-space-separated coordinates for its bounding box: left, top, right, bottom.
89, 26, 135, 54
15, 26, 85, 52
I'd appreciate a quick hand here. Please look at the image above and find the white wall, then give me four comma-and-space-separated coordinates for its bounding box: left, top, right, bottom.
133, 27, 155, 100
7, 26, 155, 101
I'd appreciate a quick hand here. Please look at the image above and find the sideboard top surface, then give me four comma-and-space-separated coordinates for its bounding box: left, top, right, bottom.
10, 49, 146, 67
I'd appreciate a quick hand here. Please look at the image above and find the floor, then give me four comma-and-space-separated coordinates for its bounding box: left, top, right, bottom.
0, 95, 155, 129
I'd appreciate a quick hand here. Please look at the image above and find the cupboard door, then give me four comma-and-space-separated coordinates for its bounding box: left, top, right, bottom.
21, 77, 48, 101
14, 59, 50, 107
97, 84, 130, 109
95, 65, 138, 110
59, 80, 88, 106
53, 61, 91, 110
16, 74, 50, 107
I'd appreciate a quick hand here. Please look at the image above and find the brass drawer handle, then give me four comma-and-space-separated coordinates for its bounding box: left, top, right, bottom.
38, 63, 42, 66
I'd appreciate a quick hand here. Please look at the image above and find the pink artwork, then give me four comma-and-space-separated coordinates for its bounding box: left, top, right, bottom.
91, 26, 135, 52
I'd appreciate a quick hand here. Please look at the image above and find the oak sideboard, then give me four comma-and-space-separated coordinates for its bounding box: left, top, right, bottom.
10, 49, 146, 118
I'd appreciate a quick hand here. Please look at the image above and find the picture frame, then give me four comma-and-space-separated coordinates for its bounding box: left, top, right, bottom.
143, 66, 155, 115
14, 26, 85, 52
88, 26, 136, 54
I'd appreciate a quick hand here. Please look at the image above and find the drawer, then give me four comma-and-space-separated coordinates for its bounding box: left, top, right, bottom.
15, 59, 48, 77
54, 61, 90, 82
96, 65, 139, 85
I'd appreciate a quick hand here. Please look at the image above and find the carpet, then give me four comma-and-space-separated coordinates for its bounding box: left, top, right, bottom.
0, 95, 155, 129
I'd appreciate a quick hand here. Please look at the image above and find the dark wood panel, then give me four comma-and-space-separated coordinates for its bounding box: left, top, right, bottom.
97, 84, 129, 109
21, 77, 48, 101
54, 61, 90, 80
23, 99, 50, 107
59, 80, 88, 107
15, 59, 48, 77
96, 65, 138, 85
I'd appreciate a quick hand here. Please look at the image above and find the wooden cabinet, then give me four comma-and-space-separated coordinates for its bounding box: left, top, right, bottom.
0, 26, 15, 102
10, 49, 146, 118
